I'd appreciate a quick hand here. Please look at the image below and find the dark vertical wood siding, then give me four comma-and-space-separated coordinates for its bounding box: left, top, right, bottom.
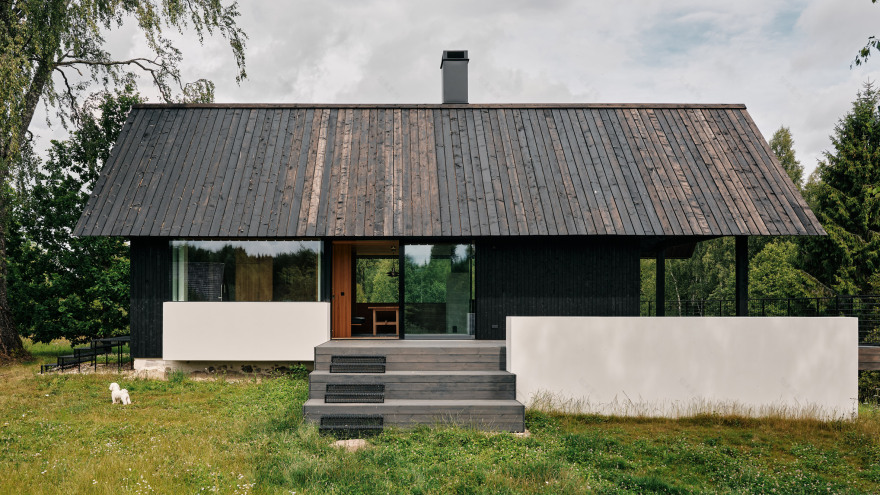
475, 238, 640, 340
130, 238, 171, 358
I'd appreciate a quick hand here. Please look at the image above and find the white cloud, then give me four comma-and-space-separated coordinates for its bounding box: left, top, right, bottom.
30, 0, 880, 179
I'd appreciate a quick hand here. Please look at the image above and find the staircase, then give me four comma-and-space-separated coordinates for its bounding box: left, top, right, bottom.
303, 340, 524, 435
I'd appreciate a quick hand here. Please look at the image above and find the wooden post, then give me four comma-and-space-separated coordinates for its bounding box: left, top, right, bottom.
735, 236, 748, 316
656, 249, 666, 317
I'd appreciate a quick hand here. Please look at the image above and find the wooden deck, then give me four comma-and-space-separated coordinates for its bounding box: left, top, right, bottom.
860, 346, 880, 371
303, 340, 524, 432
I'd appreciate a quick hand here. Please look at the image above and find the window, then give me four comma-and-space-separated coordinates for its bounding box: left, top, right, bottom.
171, 240, 321, 302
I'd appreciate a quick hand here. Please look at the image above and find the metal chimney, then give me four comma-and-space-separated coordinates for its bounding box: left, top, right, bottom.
441, 50, 469, 104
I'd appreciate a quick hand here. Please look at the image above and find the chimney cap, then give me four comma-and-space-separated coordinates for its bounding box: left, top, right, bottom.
441, 50, 469, 68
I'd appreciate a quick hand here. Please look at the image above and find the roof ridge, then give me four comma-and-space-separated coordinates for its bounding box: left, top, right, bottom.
132, 103, 747, 110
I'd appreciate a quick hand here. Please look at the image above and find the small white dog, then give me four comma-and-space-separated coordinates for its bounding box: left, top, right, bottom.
109, 382, 131, 405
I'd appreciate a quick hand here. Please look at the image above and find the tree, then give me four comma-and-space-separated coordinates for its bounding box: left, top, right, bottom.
769, 126, 804, 190
854, 0, 880, 66
802, 82, 880, 294
9, 88, 139, 344
0, 0, 247, 359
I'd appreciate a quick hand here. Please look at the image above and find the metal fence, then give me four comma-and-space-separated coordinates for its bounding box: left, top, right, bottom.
640, 295, 880, 345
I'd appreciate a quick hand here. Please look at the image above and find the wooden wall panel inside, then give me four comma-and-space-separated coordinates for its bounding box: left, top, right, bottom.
130, 238, 171, 358
475, 238, 640, 340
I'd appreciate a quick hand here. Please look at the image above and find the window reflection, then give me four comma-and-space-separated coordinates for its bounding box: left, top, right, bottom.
171, 240, 321, 302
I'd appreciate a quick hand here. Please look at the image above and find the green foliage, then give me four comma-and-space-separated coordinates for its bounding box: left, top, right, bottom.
769, 126, 804, 190
748, 240, 828, 303
860, 371, 880, 404
802, 82, 880, 295
7, 88, 140, 344
356, 258, 399, 303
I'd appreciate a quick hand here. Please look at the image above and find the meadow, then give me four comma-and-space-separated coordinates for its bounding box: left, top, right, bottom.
1, 340, 879, 494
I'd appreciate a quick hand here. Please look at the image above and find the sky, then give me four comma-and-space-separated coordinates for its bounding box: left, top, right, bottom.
30, 0, 880, 179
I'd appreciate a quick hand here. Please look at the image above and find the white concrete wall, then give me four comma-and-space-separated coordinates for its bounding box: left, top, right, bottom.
507, 317, 858, 419
163, 302, 329, 361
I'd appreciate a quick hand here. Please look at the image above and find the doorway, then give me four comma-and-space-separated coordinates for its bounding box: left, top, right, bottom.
331, 240, 400, 338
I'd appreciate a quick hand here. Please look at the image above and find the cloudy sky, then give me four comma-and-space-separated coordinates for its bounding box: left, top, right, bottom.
32, 0, 880, 178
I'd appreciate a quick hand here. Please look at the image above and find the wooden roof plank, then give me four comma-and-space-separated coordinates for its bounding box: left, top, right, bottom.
488, 108, 527, 235
276, 109, 309, 237
701, 109, 772, 235
282, 108, 316, 236
406, 109, 423, 236
601, 109, 654, 235
679, 107, 748, 235
351, 108, 370, 236
75, 109, 142, 235
709, 109, 780, 235
297, 109, 327, 236
424, 110, 442, 237
99, 109, 166, 237
546, 109, 590, 235
173, 108, 229, 236
734, 108, 823, 234
430, 110, 450, 236
119, 109, 183, 236
462, 109, 489, 236
580, 109, 631, 234
313, 109, 340, 237
416, 108, 439, 236
508, 109, 550, 235
479, 109, 513, 235
142, 108, 208, 237
726, 108, 808, 235
531, 108, 576, 235
663, 108, 728, 235
247, 108, 286, 237
185, 108, 237, 236
556, 109, 600, 235
449, 109, 472, 236
458, 109, 485, 236
650, 109, 715, 235
472, 109, 501, 236
256, 108, 293, 237
614, 109, 670, 236
225, 109, 273, 236
566, 109, 612, 235
640, 109, 698, 235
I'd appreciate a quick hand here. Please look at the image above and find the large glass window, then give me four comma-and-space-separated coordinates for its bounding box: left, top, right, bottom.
404, 244, 475, 337
171, 240, 322, 302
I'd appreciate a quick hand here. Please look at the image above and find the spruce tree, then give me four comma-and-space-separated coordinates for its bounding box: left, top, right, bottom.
803, 83, 880, 294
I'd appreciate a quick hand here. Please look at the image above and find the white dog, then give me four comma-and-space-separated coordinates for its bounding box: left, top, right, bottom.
109, 382, 131, 405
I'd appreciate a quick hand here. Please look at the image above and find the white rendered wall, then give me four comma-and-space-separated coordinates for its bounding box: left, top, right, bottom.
163, 302, 330, 361
507, 317, 858, 419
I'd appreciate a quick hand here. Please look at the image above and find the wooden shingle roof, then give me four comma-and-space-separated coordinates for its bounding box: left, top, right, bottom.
74, 103, 825, 238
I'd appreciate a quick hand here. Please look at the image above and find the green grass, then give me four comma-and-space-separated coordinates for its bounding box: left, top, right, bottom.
1, 341, 879, 494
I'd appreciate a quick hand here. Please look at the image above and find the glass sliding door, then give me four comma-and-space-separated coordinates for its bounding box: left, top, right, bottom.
403, 243, 475, 338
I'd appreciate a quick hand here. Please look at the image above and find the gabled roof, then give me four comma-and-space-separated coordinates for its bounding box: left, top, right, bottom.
74, 103, 824, 238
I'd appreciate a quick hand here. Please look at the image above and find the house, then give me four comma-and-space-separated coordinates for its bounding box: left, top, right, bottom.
75, 51, 841, 431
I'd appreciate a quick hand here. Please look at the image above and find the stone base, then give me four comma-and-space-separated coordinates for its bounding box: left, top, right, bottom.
133, 359, 313, 378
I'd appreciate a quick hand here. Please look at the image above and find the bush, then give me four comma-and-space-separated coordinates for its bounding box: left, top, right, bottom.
859, 371, 880, 404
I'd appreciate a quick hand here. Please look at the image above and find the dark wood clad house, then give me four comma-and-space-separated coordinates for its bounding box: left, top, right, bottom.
74, 101, 824, 354
74, 52, 824, 431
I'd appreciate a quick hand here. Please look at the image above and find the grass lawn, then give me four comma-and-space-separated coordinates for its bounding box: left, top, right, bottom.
1, 341, 879, 494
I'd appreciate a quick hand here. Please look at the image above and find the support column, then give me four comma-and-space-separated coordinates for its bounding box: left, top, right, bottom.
656, 249, 665, 316
735, 236, 749, 316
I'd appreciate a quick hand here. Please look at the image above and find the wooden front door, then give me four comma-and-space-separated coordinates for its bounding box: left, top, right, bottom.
331, 243, 352, 338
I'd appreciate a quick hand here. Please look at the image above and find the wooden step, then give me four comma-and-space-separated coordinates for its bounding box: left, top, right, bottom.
314, 340, 506, 372
309, 370, 516, 400
303, 399, 524, 432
